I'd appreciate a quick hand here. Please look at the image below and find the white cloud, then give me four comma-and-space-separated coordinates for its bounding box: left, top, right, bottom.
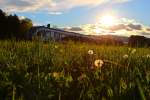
48, 12, 62, 15
147, 28, 150, 31
1, 0, 54, 12
113, 0, 131, 3
18, 16, 26, 20
33, 22, 42, 26
50, 0, 107, 11
0, 0, 131, 13
65, 17, 150, 37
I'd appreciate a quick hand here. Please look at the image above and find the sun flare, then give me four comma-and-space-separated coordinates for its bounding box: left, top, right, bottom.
100, 15, 115, 27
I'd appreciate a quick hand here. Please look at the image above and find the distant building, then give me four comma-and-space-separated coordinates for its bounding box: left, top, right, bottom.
128, 35, 150, 47
28, 26, 84, 41
27, 26, 129, 46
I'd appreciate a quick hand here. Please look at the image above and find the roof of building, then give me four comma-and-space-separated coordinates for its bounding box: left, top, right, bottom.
29, 26, 83, 37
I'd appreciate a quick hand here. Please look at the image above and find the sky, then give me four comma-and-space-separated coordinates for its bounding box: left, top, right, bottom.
0, 0, 150, 37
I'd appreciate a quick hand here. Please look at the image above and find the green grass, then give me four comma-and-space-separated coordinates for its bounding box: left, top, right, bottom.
0, 40, 150, 100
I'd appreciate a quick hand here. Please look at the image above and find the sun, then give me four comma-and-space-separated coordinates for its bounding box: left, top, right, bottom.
100, 15, 115, 27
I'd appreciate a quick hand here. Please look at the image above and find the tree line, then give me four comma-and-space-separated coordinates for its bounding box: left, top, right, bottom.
62, 35, 150, 47
0, 9, 33, 39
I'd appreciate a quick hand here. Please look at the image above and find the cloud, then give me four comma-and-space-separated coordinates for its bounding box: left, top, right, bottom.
1, 0, 54, 12
108, 23, 143, 31
6, 0, 33, 7
33, 22, 42, 26
141, 32, 150, 35
18, 16, 26, 20
147, 28, 150, 31
63, 26, 83, 33
65, 17, 150, 37
128, 24, 142, 30
68, 27, 83, 31
108, 24, 127, 31
48, 12, 62, 15
105, 18, 143, 31
0, 0, 131, 13
51, 0, 107, 11
118, 18, 137, 24
113, 0, 131, 3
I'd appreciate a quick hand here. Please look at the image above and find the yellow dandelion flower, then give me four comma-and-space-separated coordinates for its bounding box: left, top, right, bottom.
94, 59, 104, 68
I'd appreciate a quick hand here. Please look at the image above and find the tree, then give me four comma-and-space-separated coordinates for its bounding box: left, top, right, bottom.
0, 9, 33, 39
19, 18, 33, 39
47, 24, 50, 28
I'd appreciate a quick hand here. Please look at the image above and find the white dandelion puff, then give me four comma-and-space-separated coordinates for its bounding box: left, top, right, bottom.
146, 54, 150, 58
54, 45, 58, 49
52, 72, 60, 78
131, 49, 136, 54
88, 49, 94, 55
94, 59, 104, 68
78, 74, 87, 81
123, 54, 128, 59
128, 48, 131, 51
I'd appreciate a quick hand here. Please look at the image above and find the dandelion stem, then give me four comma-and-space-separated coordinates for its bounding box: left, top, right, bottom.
136, 78, 146, 100
12, 85, 16, 100
59, 90, 61, 100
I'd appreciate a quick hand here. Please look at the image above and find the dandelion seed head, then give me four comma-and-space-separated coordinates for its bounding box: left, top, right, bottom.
146, 54, 150, 58
54, 45, 58, 49
123, 54, 128, 59
88, 49, 94, 55
120, 79, 127, 89
78, 73, 87, 81
131, 49, 136, 54
94, 59, 104, 68
128, 48, 131, 51
52, 72, 59, 78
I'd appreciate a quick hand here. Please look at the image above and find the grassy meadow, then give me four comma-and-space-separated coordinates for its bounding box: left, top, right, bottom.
0, 40, 150, 100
